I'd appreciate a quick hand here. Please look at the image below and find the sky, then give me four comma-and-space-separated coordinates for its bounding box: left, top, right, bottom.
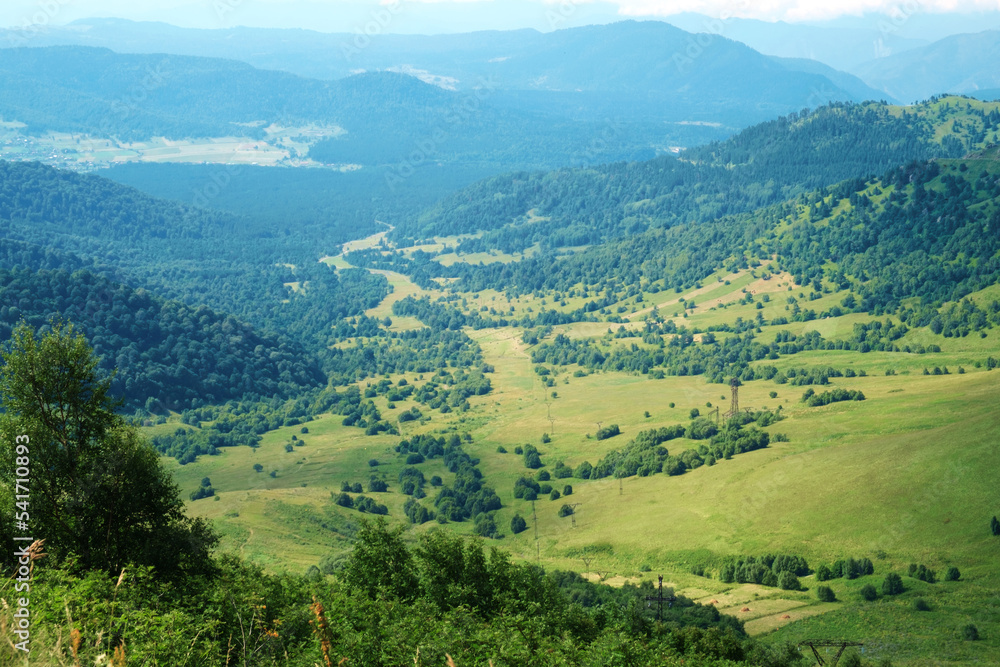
3, 0, 1000, 35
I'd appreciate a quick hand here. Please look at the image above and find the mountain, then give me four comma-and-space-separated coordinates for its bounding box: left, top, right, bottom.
769, 56, 892, 103
852, 30, 1000, 104
661, 12, 928, 72
2, 21, 871, 131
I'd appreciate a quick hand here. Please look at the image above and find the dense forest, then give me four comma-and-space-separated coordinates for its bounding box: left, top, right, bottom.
0, 267, 324, 409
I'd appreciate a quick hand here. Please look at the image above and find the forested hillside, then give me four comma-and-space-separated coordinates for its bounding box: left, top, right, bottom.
400, 97, 998, 253
0, 160, 390, 355
0, 268, 324, 408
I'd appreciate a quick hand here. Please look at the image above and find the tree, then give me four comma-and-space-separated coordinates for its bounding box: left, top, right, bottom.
816, 585, 836, 602
815, 564, 832, 581
558, 504, 574, 517
945, 566, 961, 581
991, 515, 1000, 536
859, 584, 878, 601
0, 321, 216, 577
510, 514, 527, 534
777, 571, 801, 591
253, 463, 263, 472
342, 517, 418, 601
882, 572, 904, 596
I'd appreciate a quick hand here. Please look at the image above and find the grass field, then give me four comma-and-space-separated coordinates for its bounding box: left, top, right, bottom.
160, 226, 1000, 665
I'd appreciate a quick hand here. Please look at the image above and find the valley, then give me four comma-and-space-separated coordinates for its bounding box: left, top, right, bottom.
1, 12, 1000, 664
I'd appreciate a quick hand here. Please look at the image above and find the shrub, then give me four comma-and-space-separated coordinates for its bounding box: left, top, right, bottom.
496, 446, 507, 454
595, 424, 621, 440
406, 452, 425, 464
549, 489, 561, 500
859, 584, 878, 601
816, 586, 836, 602
537, 469, 551, 481
945, 566, 961, 581
368, 459, 379, 467
815, 564, 832, 581
541, 433, 551, 444
575, 461, 593, 479
514, 446, 524, 455
253, 463, 263, 473
563, 485, 573, 496
510, 514, 527, 534
558, 504, 575, 517
334, 492, 354, 508
913, 598, 931, 611
430, 475, 443, 487
368, 477, 388, 493
962, 624, 979, 641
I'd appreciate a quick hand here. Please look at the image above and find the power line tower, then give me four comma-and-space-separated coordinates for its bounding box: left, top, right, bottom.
567, 502, 582, 528
724, 377, 741, 420
531, 500, 539, 563
644, 575, 677, 622
797, 640, 864, 666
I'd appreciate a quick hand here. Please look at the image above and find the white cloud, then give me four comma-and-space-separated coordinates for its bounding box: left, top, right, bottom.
602, 0, 1000, 21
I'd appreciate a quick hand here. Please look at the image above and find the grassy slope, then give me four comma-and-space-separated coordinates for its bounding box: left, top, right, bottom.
162, 141, 1000, 664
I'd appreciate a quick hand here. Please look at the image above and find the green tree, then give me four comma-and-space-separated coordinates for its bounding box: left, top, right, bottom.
945, 566, 961, 581
342, 517, 419, 601
816, 585, 836, 602
882, 572, 904, 596
815, 564, 832, 581
510, 514, 527, 534
859, 583, 878, 601
777, 571, 801, 591
0, 321, 216, 577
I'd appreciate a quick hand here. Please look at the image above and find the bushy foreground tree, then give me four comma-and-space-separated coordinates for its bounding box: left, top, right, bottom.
0, 321, 216, 577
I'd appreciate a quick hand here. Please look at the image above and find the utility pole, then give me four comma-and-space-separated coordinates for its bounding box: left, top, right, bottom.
644, 575, 677, 622
567, 502, 582, 528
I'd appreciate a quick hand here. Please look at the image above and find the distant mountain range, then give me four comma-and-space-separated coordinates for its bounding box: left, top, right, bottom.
1, 20, 881, 128
853, 30, 1000, 104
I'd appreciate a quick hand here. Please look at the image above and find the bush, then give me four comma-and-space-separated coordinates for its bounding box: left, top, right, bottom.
549, 489, 561, 500
859, 584, 878, 601
563, 485, 573, 496
334, 492, 354, 508
913, 598, 931, 611
815, 564, 832, 581
541, 433, 551, 444
962, 624, 979, 641
595, 424, 621, 440
537, 470, 551, 481
368, 477, 388, 493
430, 475, 443, 487
368, 459, 379, 467
558, 504, 574, 517
496, 445, 507, 454
945, 566, 961, 581
816, 585, 836, 602
406, 452, 425, 464
882, 573, 904, 596
510, 514, 527, 534
575, 461, 593, 479
514, 446, 524, 455
253, 463, 263, 473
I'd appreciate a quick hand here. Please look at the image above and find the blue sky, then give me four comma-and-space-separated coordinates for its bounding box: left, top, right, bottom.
3, 0, 1000, 35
